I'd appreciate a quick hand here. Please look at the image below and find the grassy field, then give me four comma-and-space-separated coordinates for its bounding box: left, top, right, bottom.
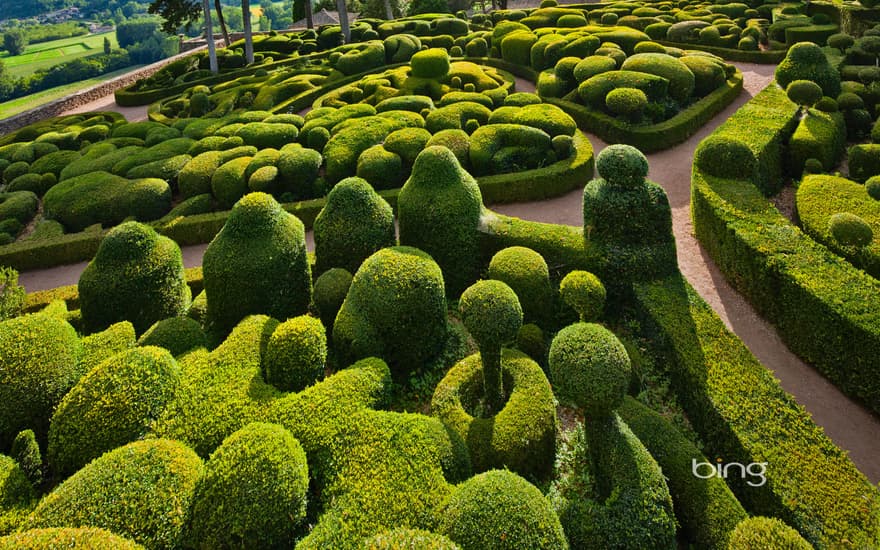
1, 32, 119, 79
0, 64, 145, 119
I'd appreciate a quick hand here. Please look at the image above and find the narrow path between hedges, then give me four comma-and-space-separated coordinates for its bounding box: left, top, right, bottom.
21, 62, 880, 483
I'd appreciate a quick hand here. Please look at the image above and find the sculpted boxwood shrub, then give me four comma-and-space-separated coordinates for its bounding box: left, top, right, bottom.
775, 42, 841, 97
264, 315, 327, 392
235, 122, 299, 149
488, 246, 555, 327
0, 454, 36, 535
47, 346, 181, 478
0, 528, 144, 549
605, 87, 648, 116
411, 48, 451, 78
203, 193, 312, 337
578, 70, 669, 107
10, 430, 42, 486
425, 129, 470, 167
363, 528, 460, 549
211, 156, 253, 209
185, 423, 309, 549
138, 316, 207, 357
78, 222, 190, 334
313, 177, 395, 275
383, 127, 432, 166
276, 144, 323, 199
24, 439, 203, 550
0, 191, 38, 225
312, 268, 353, 333
559, 270, 606, 322
356, 145, 404, 189
620, 52, 695, 102
727, 517, 812, 549
829, 212, 874, 248
0, 313, 82, 448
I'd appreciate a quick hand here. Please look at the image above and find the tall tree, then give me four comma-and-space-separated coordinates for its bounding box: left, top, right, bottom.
0, 59, 15, 102
242, 0, 254, 64
203, 0, 218, 72
150, 0, 230, 47
214, 0, 231, 46
3, 30, 27, 57
336, 0, 350, 43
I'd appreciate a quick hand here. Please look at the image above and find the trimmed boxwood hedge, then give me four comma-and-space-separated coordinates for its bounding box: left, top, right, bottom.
362, 528, 460, 549
0, 454, 36, 536
0, 528, 144, 549
632, 274, 880, 549
431, 348, 556, 480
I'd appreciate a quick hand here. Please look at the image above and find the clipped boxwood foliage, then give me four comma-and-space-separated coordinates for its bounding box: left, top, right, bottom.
264, 315, 327, 392
487, 246, 555, 327
313, 268, 353, 333
0, 527, 144, 549
185, 423, 308, 549
78, 222, 190, 334
0, 454, 36, 535
138, 316, 207, 357
727, 517, 812, 549
313, 177, 396, 275
774, 42, 841, 97
46, 347, 181, 478
620, 52, 695, 101
24, 439, 203, 549
362, 528, 460, 549
0, 191, 38, 226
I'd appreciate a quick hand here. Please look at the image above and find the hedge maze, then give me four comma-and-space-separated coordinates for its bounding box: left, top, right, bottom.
1, 1, 879, 549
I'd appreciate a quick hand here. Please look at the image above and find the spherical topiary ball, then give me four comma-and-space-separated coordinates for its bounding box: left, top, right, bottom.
559, 270, 606, 322
186, 423, 308, 549
79, 221, 190, 334
439, 470, 567, 550
866, 176, 880, 201
786, 79, 822, 109
815, 96, 838, 112
488, 246, 554, 326
605, 87, 648, 116
829, 212, 874, 247
548, 323, 631, 416
596, 144, 649, 187
363, 528, 461, 549
459, 280, 523, 351
137, 316, 207, 357
313, 267, 353, 331
410, 48, 451, 79
264, 315, 327, 392
803, 158, 823, 174
727, 517, 812, 550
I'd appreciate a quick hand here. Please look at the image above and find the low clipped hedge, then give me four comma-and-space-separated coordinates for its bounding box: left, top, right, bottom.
692, 83, 880, 416
788, 109, 846, 176
655, 40, 787, 63
632, 274, 880, 549
431, 349, 556, 480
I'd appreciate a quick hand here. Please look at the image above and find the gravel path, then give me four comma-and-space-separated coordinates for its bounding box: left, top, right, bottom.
20, 63, 880, 482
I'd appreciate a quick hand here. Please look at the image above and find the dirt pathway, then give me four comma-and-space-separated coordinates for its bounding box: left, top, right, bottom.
19, 63, 880, 482
62, 94, 150, 122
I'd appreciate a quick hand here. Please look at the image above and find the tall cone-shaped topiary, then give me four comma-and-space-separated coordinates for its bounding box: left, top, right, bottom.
203, 192, 312, 337
398, 146, 483, 297
79, 222, 190, 335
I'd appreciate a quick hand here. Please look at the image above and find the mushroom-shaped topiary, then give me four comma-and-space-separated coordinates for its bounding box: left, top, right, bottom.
487, 246, 555, 327
185, 423, 309, 549
828, 33, 854, 54
203, 192, 312, 338
363, 528, 461, 549
559, 270, 606, 322
829, 212, 874, 247
312, 267, 353, 335
459, 280, 523, 415
313, 177, 395, 276
548, 322, 630, 416
78, 222, 190, 335
786, 80, 823, 114
727, 517, 812, 550
595, 143, 649, 187
439, 470, 567, 550
775, 42, 841, 97
263, 315, 327, 392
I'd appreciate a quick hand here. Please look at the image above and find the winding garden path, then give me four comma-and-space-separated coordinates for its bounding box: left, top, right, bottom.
16, 62, 880, 482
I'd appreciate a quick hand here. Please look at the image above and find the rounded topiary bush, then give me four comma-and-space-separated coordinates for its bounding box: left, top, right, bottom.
264, 315, 327, 392
829, 212, 874, 247
727, 517, 812, 550
313, 267, 353, 332
313, 177, 395, 275
334, 246, 448, 377
548, 322, 631, 415
0, 313, 82, 448
24, 439, 203, 550
356, 145, 404, 190
78, 222, 190, 335
786, 79, 823, 110
559, 270, 606, 322
487, 247, 555, 327
363, 528, 460, 549
439, 470, 567, 550
137, 316, 207, 357
866, 176, 880, 200
595, 143, 649, 187
11, 429, 42, 486
411, 48, 451, 78
0, 528, 144, 549
605, 87, 648, 116
203, 192, 312, 337
694, 135, 755, 180
775, 41, 841, 97
620, 53, 695, 102
0, 454, 36, 535
186, 423, 308, 549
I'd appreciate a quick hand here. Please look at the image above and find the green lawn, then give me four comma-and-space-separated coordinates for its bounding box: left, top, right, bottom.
0, 64, 145, 119
1, 32, 119, 79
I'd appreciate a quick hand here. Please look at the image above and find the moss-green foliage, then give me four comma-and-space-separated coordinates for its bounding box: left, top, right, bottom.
0, 313, 81, 448
314, 177, 395, 275
126, 154, 192, 183
439, 470, 566, 549
76, 321, 137, 376
43, 172, 171, 232
10, 430, 41, 486
829, 212, 874, 247
313, 268, 353, 333
235, 123, 299, 149
111, 138, 194, 176
3, 162, 30, 184
336, 41, 386, 76
549, 413, 677, 550
578, 70, 669, 108
264, 315, 326, 393
211, 156, 252, 209
203, 193, 312, 337
277, 145, 323, 199
501, 30, 538, 67
383, 34, 422, 63
324, 116, 419, 184
362, 528, 460, 549
425, 102, 492, 134
0, 454, 36, 535
775, 42, 841, 97
469, 124, 553, 176
868, 177, 880, 200
7, 173, 56, 197
425, 129, 470, 167
605, 86, 648, 116
617, 397, 747, 550
680, 55, 727, 97
789, 109, 845, 176
178, 147, 255, 199
356, 145, 404, 189
398, 146, 483, 295
47, 347, 180, 479
24, 439, 203, 549
620, 53, 695, 102
559, 270, 605, 322
29, 150, 80, 179
0, 191, 38, 226
0, 527, 144, 549
162, 193, 215, 220
432, 349, 556, 479
848, 144, 880, 182
411, 48, 451, 78
487, 246, 555, 327
786, 79, 823, 110
383, 127, 432, 166
185, 423, 308, 549
138, 316, 207, 357
334, 246, 447, 376
727, 517, 813, 549
78, 222, 189, 334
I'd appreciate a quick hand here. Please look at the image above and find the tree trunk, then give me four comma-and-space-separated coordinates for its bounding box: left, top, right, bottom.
305, 0, 314, 29
214, 0, 231, 47
336, 0, 350, 43
242, 0, 254, 64
384, 0, 393, 19
204, 0, 218, 73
